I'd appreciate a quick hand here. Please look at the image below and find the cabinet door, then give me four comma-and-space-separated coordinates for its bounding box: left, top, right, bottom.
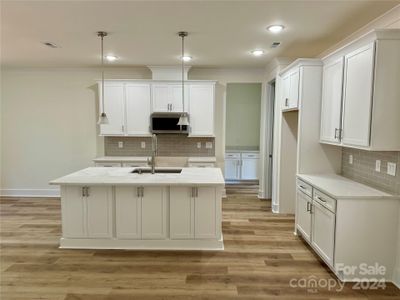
342, 43, 375, 147
86, 186, 113, 238
311, 202, 335, 267
281, 74, 290, 109
152, 84, 170, 112
60, 186, 86, 238
289, 70, 300, 109
296, 190, 312, 242
169, 84, 184, 112
125, 84, 151, 135
241, 158, 259, 180
170, 187, 194, 239
141, 187, 167, 239
115, 187, 142, 239
194, 187, 217, 239
225, 159, 240, 180
320, 58, 344, 144
189, 84, 215, 136
99, 83, 125, 135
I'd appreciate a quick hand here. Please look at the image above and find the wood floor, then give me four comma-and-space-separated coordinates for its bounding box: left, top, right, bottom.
1, 190, 399, 299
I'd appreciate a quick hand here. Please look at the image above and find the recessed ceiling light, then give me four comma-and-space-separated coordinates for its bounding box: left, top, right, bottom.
105, 55, 118, 61
267, 25, 285, 33
182, 56, 192, 61
251, 50, 264, 56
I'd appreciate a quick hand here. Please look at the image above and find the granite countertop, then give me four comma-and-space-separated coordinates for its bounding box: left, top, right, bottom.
297, 173, 399, 200
50, 167, 225, 186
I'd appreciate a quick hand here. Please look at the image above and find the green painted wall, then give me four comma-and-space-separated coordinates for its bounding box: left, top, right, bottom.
226, 83, 261, 148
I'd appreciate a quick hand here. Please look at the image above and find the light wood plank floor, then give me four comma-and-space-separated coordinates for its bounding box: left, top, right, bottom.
1, 193, 399, 299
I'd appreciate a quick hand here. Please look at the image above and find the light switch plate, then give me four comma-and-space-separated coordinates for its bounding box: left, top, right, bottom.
349, 154, 353, 165
387, 162, 396, 176
141, 141, 146, 149
205, 142, 213, 149
375, 160, 381, 172
118, 141, 124, 148
197, 142, 201, 149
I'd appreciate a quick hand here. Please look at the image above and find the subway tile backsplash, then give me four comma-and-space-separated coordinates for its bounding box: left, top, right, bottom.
342, 147, 400, 195
105, 135, 215, 157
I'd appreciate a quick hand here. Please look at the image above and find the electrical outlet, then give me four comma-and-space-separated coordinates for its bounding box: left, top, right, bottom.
118, 141, 124, 148
349, 154, 353, 165
387, 162, 397, 176
197, 142, 201, 149
141, 141, 146, 149
375, 160, 381, 172
205, 142, 213, 149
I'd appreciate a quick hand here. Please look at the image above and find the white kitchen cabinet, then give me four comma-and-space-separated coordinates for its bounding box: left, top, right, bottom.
281, 68, 300, 110
240, 153, 259, 180
115, 187, 142, 239
341, 43, 374, 147
194, 187, 218, 239
189, 84, 215, 136
224, 152, 241, 180
295, 189, 312, 242
320, 58, 344, 144
125, 84, 151, 135
311, 200, 335, 266
170, 187, 194, 239
60, 186, 112, 239
152, 84, 187, 113
99, 83, 125, 135
141, 187, 167, 239
320, 29, 400, 150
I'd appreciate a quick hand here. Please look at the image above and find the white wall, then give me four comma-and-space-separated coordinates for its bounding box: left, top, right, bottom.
0, 66, 264, 196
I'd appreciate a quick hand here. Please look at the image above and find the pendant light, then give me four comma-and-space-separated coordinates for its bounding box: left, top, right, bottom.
97, 31, 109, 125
177, 31, 190, 127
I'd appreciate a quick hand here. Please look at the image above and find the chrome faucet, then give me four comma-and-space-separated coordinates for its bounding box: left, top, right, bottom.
149, 134, 158, 174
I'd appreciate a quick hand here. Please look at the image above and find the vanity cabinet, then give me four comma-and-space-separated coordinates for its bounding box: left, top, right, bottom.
60, 186, 113, 238
320, 29, 400, 150
225, 152, 259, 180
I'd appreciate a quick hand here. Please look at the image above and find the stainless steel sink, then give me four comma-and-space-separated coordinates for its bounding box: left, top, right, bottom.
131, 168, 182, 174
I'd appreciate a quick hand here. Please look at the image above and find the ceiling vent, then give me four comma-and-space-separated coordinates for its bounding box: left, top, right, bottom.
271, 42, 281, 48
42, 42, 59, 48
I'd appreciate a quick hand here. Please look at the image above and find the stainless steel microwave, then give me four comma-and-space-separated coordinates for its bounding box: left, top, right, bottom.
150, 113, 189, 134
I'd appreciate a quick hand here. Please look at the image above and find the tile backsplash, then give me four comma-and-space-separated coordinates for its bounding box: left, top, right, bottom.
105, 135, 215, 157
342, 147, 400, 195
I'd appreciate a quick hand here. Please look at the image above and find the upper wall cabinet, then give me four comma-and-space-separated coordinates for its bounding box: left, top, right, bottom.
188, 84, 215, 137
281, 68, 300, 111
98, 82, 152, 136
152, 84, 189, 113
320, 29, 400, 151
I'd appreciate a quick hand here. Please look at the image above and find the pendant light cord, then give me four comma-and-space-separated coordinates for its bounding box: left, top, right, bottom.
101, 34, 105, 115
181, 33, 185, 114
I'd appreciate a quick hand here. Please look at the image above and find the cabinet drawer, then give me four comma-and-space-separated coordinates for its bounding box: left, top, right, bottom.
313, 189, 336, 213
296, 179, 312, 197
225, 153, 240, 159
242, 152, 259, 159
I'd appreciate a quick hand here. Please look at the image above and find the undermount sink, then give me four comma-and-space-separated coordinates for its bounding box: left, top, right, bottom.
131, 168, 182, 174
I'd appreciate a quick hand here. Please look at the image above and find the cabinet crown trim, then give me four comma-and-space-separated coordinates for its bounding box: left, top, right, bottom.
279, 58, 322, 76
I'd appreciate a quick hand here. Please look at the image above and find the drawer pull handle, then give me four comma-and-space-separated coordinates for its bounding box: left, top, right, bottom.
316, 196, 326, 202
306, 202, 311, 212
299, 185, 306, 190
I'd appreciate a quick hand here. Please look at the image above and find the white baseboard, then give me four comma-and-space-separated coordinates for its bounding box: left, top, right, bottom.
272, 203, 279, 213
394, 267, 400, 289
0, 188, 60, 198
222, 188, 227, 198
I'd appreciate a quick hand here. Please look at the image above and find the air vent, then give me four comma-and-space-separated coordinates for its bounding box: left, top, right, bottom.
271, 42, 281, 48
42, 42, 59, 48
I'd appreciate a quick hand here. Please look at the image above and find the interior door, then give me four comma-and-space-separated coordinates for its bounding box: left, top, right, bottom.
100, 83, 125, 135
170, 187, 194, 239
296, 189, 312, 242
141, 187, 167, 239
115, 186, 142, 239
311, 201, 335, 267
189, 84, 214, 136
86, 186, 113, 238
342, 43, 375, 147
320, 58, 344, 144
125, 84, 151, 135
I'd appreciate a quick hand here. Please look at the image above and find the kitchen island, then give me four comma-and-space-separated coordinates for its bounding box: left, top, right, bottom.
50, 167, 225, 250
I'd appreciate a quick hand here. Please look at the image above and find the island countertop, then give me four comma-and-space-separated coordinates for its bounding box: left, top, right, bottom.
50, 167, 225, 186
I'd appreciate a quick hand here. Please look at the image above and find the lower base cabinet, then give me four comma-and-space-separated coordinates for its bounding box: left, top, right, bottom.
295, 189, 312, 242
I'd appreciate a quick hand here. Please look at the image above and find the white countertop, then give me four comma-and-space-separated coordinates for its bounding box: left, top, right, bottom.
50, 167, 225, 186
187, 157, 216, 163
297, 173, 399, 200
93, 156, 149, 162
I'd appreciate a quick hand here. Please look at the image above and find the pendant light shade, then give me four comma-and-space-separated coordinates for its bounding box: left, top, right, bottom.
97, 31, 109, 125
177, 31, 189, 127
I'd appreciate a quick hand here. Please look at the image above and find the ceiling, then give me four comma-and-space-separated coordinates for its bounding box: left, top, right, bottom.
1, 1, 399, 68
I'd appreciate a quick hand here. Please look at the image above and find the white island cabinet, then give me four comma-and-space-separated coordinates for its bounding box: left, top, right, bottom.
51, 167, 224, 250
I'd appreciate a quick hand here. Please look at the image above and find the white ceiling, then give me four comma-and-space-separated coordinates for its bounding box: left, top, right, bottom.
1, 1, 399, 68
